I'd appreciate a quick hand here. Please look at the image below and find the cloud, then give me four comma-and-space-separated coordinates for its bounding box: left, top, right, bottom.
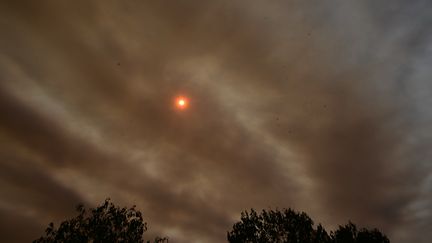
0, 0, 431, 242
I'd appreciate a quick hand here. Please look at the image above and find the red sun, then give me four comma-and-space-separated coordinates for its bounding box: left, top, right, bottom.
175, 96, 189, 109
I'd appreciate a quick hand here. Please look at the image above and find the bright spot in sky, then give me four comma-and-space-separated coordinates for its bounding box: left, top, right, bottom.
175, 96, 188, 109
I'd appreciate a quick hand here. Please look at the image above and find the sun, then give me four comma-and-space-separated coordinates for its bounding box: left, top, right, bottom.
175, 96, 188, 109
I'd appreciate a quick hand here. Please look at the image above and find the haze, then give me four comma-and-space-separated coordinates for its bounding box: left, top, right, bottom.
1, 1, 431, 242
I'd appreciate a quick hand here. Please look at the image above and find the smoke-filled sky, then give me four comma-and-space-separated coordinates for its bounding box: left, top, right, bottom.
1, 1, 432, 242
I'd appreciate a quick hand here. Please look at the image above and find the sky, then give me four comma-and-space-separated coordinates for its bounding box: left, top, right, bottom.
1, 1, 432, 242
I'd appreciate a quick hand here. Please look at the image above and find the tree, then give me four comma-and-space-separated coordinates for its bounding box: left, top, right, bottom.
34, 199, 167, 243
332, 222, 390, 243
227, 209, 389, 243
227, 208, 331, 243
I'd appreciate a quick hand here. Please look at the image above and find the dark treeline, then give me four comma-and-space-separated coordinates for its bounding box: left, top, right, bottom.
34, 199, 389, 243
227, 209, 389, 243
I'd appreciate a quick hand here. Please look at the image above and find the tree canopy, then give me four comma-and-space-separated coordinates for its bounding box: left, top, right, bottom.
332, 222, 389, 243
33, 199, 167, 243
227, 209, 390, 243
34, 200, 389, 243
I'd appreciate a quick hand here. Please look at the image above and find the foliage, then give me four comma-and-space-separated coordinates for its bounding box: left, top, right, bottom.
227, 209, 390, 243
34, 199, 389, 243
332, 222, 390, 243
227, 208, 330, 243
34, 199, 167, 243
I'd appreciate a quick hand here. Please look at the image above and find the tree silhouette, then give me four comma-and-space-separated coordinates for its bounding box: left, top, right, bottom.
34, 201, 390, 243
332, 222, 390, 243
227, 208, 331, 243
33, 199, 167, 243
227, 209, 390, 243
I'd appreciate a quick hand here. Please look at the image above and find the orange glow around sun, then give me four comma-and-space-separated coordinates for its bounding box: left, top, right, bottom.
175, 96, 188, 109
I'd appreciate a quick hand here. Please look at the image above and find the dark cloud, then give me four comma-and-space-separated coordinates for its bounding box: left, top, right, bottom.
0, 207, 45, 243
1, 1, 431, 242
